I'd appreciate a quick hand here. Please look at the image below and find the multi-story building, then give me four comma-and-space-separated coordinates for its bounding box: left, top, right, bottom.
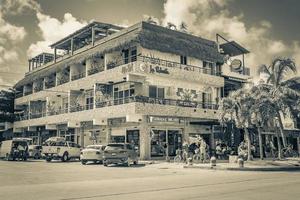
13, 21, 250, 159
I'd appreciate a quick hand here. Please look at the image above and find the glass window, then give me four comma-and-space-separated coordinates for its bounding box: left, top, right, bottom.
180, 55, 187, 65
149, 86, 157, 98
157, 88, 165, 98
131, 49, 137, 62
123, 49, 129, 64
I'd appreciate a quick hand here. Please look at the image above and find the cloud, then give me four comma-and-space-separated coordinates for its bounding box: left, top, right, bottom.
0, 0, 41, 15
162, 0, 300, 76
27, 12, 87, 57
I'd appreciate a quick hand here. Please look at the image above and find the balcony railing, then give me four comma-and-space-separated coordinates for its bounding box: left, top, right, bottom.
88, 66, 104, 75
71, 72, 86, 81
18, 54, 222, 98
15, 96, 218, 121
34, 85, 43, 93
57, 77, 69, 85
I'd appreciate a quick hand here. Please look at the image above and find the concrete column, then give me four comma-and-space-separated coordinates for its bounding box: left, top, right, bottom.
70, 38, 74, 55
106, 126, 111, 143
54, 48, 57, 63
42, 54, 46, 65
28, 101, 31, 120
139, 116, 150, 160
297, 137, 300, 156
210, 125, 216, 150
28, 60, 31, 71
91, 27, 95, 46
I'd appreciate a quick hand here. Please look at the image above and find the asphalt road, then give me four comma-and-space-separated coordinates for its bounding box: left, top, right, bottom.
0, 160, 299, 200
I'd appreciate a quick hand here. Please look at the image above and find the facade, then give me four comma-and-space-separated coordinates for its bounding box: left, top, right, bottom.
13, 21, 250, 159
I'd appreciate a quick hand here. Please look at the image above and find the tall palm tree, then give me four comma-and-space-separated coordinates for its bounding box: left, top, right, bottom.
220, 88, 254, 161
259, 58, 299, 148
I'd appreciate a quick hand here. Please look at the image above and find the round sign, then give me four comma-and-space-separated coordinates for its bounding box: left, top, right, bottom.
230, 59, 242, 70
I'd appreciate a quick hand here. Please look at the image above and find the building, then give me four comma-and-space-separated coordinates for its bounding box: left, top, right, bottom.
13, 21, 250, 159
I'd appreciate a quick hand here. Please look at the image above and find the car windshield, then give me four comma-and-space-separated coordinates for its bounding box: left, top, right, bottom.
105, 144, 124, 151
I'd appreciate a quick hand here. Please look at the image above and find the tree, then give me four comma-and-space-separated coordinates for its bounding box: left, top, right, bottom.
259, 58, 299, 148
220, 88, 254, 161
0, 89, 15, 123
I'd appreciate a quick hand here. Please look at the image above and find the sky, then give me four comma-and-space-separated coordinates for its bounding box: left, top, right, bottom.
0, 0, 300, 89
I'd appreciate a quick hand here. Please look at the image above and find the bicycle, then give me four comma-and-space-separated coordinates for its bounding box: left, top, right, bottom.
281, 144, 298, 158
174, 149, 188, 164
193, 148, 210, 163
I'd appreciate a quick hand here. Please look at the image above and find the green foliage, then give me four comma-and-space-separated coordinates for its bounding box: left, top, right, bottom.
0, 89, 15, 122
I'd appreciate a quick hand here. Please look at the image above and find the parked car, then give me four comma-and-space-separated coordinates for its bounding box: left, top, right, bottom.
80, 144, 106, 165
28, 145, 43, 159
103, 143, 138, 166
0, 138, 30, 161
42, 137, 81, 162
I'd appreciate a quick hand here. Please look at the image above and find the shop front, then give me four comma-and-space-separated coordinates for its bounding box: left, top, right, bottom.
150, 129, 182, 157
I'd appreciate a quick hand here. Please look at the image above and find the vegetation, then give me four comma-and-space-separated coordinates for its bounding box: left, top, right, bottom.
220, 57, 300, 160
0, 89, 15, 123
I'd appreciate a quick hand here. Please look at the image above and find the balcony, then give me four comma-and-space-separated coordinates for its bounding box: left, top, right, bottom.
15, 96, 218, 122
71, 72, 86, 81
16, 54, 224, 103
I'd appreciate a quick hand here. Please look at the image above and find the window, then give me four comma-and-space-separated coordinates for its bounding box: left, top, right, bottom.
113, 83, 135, 104
149, 86, 157, 98
203, 61, 215, 75
180, 55, 187, 65
149, 86, 165, 99
85, 90, 94, 110
123, 49, 129, 64
202, 92, 212, 108
177, 88, 183, 96
131, 48, 137, 62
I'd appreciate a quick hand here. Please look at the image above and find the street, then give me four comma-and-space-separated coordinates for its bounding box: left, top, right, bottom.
0, 160, 299, 200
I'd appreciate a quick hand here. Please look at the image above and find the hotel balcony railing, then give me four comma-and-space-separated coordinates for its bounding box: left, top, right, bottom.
88, 66, 104, 75
15, 93, 23, 98
45, 81, 55, 89
24, 90, 33, 96
57, 77, 69, 85
15, 96, 218, 121
17, 55, 221, 99
34, 85, 44, 93
71, 72, 86, 81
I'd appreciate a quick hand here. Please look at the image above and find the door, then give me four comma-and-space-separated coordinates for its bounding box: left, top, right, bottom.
126, 130, 140, 154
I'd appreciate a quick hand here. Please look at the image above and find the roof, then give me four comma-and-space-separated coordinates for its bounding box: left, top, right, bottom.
15, 21, 223, 88
50, 21, 124, 50
220, 41, 250, 57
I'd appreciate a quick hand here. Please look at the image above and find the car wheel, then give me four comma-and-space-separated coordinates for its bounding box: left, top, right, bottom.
61, 152, 69, 162
34, 154, 39, 159
133, 160, 138, 165
103, 160, 108, 166
81, 160, 87, 165
46, 157, 52, 162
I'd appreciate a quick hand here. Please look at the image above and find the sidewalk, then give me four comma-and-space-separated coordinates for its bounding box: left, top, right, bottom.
183, 158, 300, 171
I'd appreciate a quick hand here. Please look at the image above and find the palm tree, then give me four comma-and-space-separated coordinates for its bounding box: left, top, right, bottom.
259, 58, 299, 148
220, 88, 254, 161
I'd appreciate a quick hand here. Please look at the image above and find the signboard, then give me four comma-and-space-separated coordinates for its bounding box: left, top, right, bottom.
149, 116, 183, 123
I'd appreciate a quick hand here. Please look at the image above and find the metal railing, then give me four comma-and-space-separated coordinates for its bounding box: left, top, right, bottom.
88, 66, 104, 75
16, 96, 218, 121
71, 72, 86, 81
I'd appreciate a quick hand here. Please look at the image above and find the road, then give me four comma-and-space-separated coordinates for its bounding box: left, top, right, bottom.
0, 160, 299, 200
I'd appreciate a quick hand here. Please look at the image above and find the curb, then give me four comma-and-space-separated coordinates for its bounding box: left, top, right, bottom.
183, 165, 300, 172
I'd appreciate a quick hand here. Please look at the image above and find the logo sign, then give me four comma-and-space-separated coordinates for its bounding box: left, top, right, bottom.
230, 59, 242, 71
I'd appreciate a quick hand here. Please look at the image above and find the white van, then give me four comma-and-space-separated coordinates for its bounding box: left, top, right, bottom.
0, 138, 30, 161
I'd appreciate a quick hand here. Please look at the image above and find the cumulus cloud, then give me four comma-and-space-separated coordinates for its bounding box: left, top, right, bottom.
27, 12, 87, 57
162, 0, 300, 76
1, 0, 41, 15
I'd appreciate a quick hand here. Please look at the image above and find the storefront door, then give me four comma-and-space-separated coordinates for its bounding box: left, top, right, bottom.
126, 130, 140, 154
151, 129, 182, 157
